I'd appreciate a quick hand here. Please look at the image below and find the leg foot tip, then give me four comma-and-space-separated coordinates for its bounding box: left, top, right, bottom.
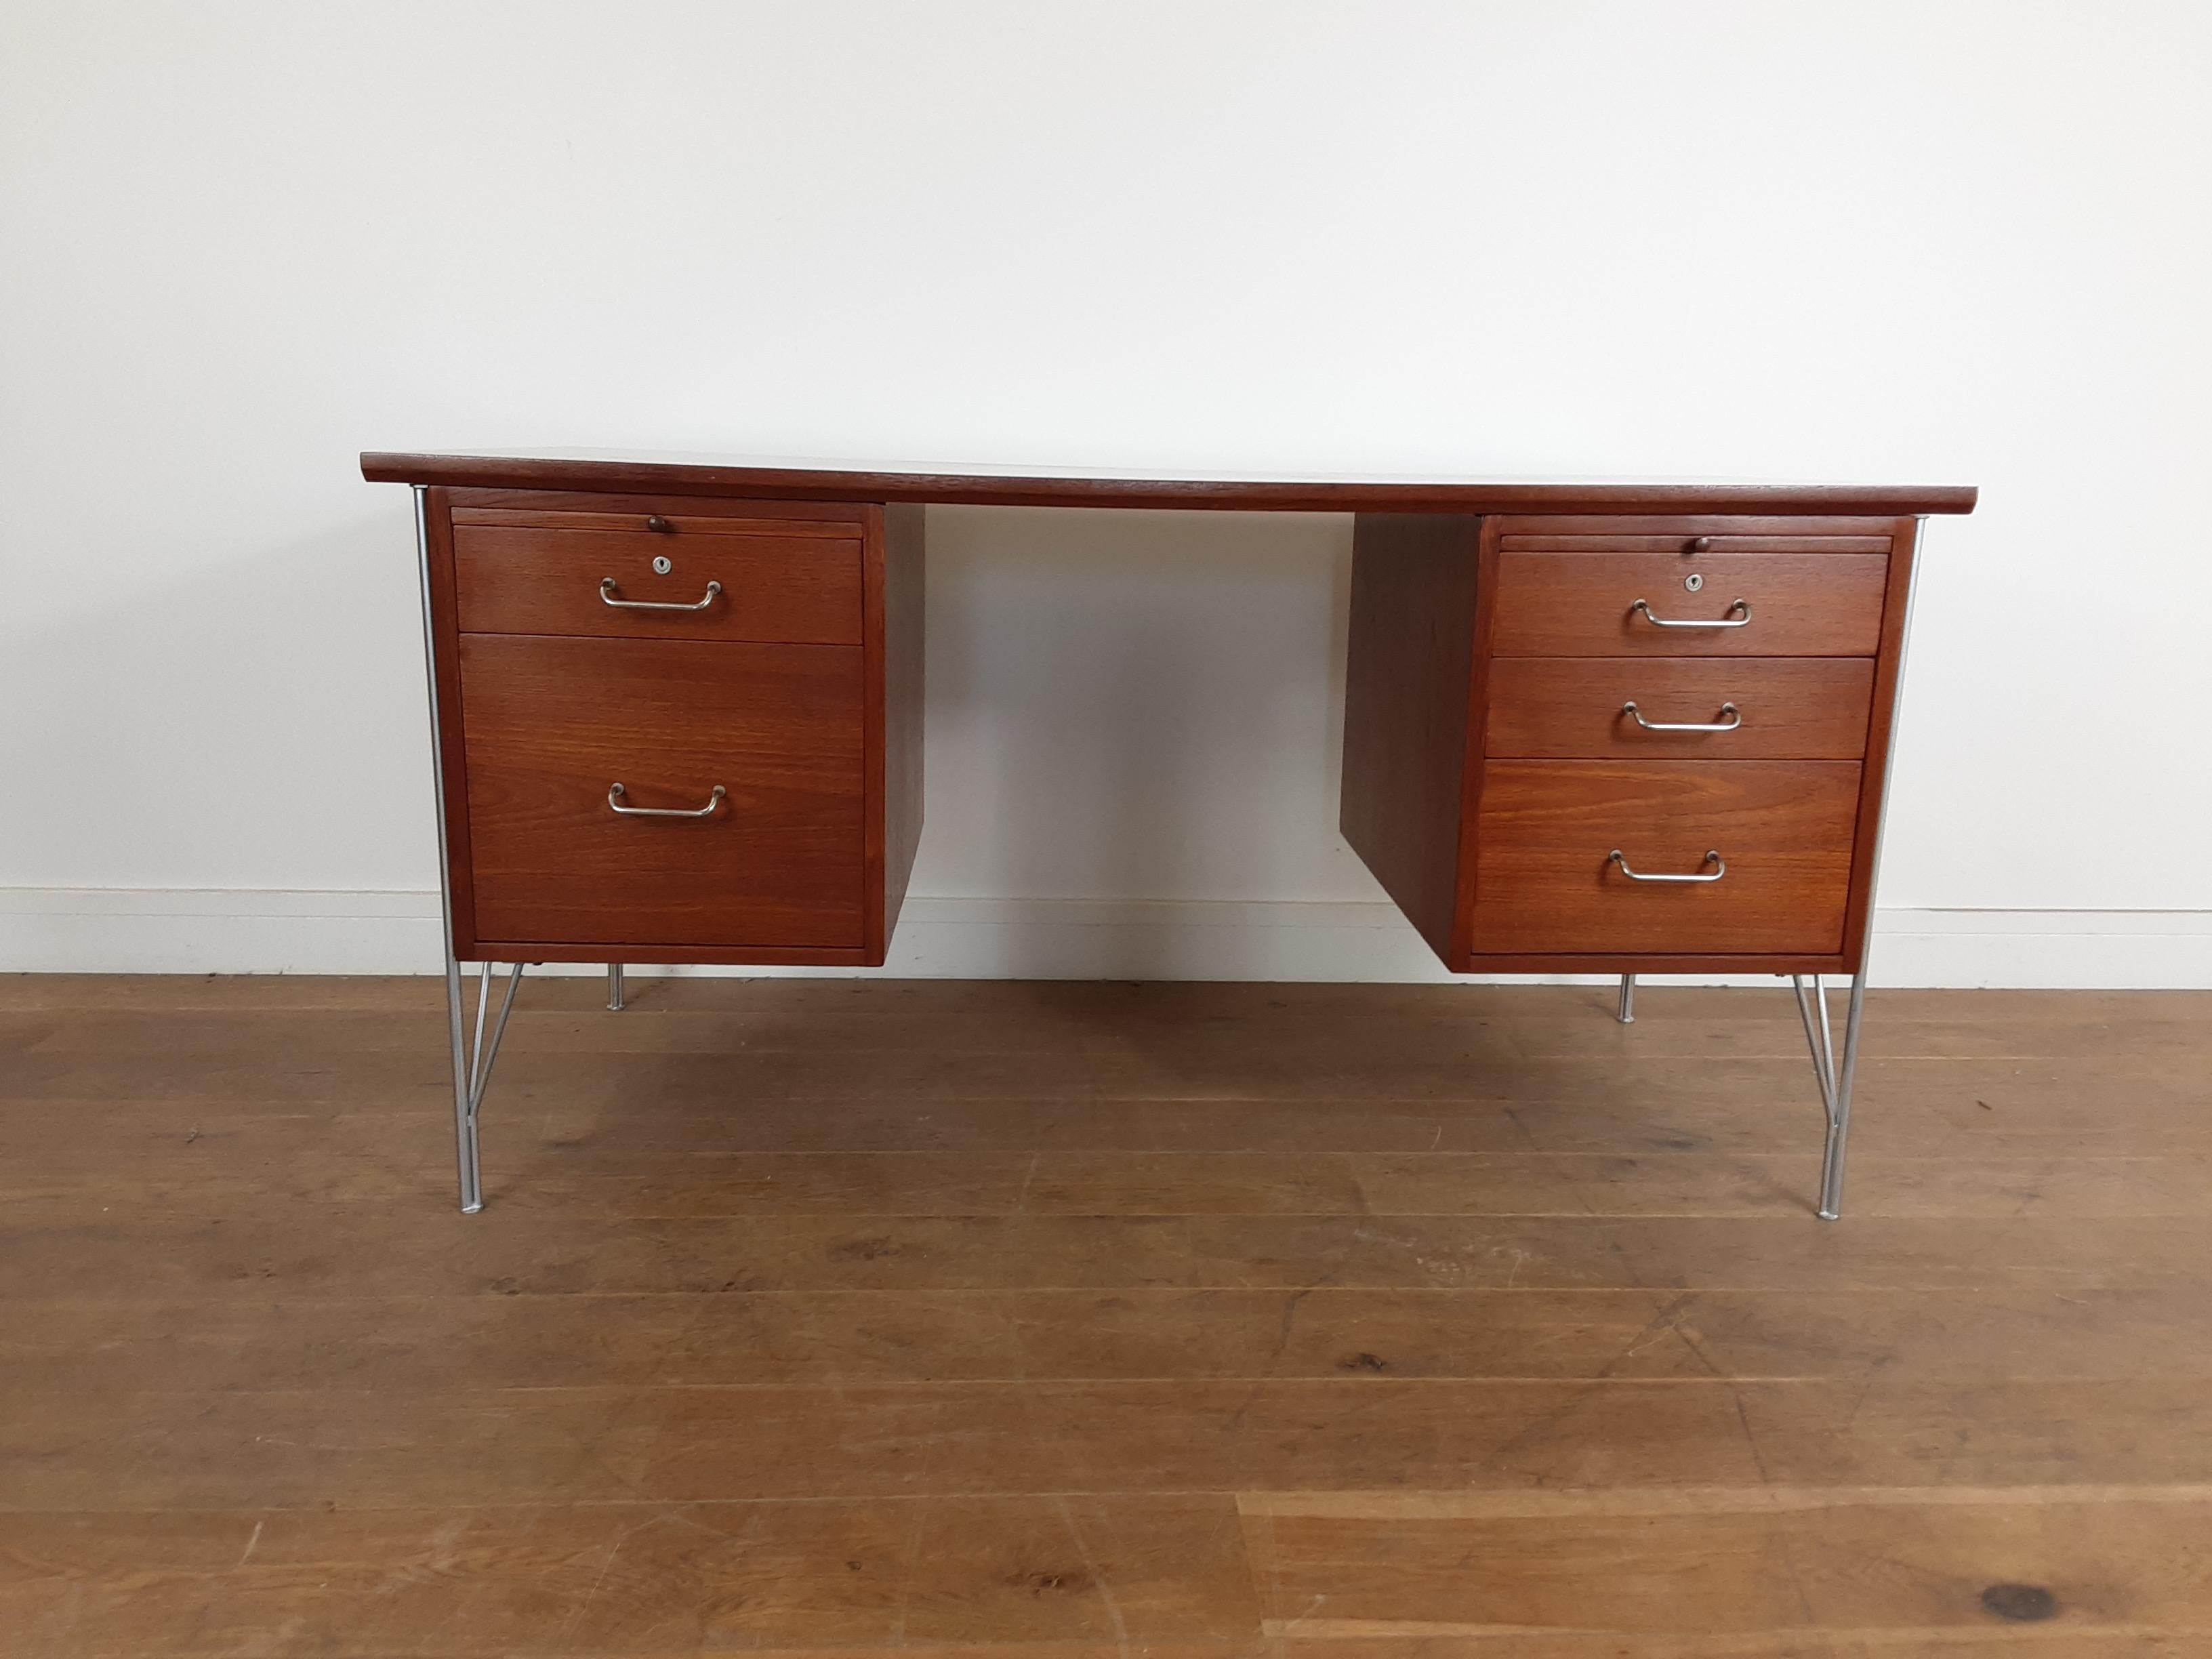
1816, 1207, 1841, 1221
460, 1200, 484, 1214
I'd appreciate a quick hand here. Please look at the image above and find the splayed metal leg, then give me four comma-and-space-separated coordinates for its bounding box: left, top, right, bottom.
1791, 972, 1870, 1221
1792, 512, 1920, 1218
1791, 973, 1838, 1120
607, 964, 626, 1011
1616, 973, 1635, 1024
1818, 973, 1870, 1221
445, 958, 524, 1212
416, 481, 525, 1214
442, 949, 478, 1212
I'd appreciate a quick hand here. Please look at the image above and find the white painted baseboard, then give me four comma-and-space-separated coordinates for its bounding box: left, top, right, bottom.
2, 888, 2207, 987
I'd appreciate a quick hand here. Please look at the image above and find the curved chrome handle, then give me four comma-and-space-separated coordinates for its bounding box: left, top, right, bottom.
1609, 848, 1726, 883
608, 783, 726, 818
1622, 701, 1742, 733
600, 577, 722, 612
1630, 598, 1750, 629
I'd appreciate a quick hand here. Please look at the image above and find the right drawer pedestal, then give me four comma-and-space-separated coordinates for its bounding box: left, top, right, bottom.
1339, 511, 1914, 975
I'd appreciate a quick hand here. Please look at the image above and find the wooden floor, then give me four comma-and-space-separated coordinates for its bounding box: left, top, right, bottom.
4, 977, 2211, 1656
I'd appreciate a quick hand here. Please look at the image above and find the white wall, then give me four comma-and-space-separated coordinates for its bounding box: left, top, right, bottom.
4, 0, 2209, 984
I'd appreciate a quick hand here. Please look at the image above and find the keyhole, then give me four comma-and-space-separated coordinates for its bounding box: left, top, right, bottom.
652, 555, 673, 575
1684, 572, 1704, 592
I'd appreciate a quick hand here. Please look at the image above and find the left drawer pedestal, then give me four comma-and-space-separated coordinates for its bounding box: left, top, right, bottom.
419, 487, 924, 968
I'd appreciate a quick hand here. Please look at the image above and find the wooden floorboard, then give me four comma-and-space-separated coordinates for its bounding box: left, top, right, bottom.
3, 977, 2209, 1655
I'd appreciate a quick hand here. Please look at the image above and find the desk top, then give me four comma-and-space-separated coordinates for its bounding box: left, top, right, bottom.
361, 450, 1976, 516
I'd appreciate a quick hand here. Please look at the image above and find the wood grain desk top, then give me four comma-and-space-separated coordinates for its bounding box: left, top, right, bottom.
362, 450, 1977, 516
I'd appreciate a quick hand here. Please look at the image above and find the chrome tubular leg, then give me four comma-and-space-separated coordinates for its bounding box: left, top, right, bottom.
1815, 977, 1837, 1090
469, 961, 496, 1103
417, 483, 485, 1216
1616, 973, 1636, 1024
1809, 514, 1923, 1219
607, 963, 625, 1011
445, 947, 480, 1215
473, 962, 525, 1109
449, 960, 525, 1214
1790, 974, 1839, 1124
1817, 972, 1870, 1221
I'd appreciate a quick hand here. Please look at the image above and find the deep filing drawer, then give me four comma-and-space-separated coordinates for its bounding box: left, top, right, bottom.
1490, 551, 1889, 657
1486, 658, 1876, 759
458, 634, 865, 950
451, 509, 863, 644
1469, 760, 1861, 955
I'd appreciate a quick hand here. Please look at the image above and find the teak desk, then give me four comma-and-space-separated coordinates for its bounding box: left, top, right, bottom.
362, 452, 1976, 1220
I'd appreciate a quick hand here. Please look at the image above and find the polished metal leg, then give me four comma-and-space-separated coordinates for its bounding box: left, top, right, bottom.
607, 963, 625, 1011
471, 960, 525, 1104
1818, 973, 1870, 1221
1616, 972, 1635, 1024
416, 483, 487, 1215
1790, 974, 1838, 1120
445, 958, 525, 1214
443, 943, 479, 1214
1801, 514, 1922, 1219
1791, 972, 1869, 1221
414, 481, 529, 1212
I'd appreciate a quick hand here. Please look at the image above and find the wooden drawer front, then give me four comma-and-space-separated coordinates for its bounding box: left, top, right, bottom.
453, 519, 862, 644
459, 635, 864, 949
1486, 658, 1875, 760
1491, 552, 1887, 657
1499, 533, 1892, 555
1470, 760, 1861, 955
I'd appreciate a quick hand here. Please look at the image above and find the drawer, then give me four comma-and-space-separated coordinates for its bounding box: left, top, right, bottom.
459, 634, 865, 949
1494, 515, 1898, 555
1490, 552, 1887, 657
1469, 760, 1861, 955
1499, 533, 1893, 555
1486, 658, 1875, 759
452, 512, 863, 644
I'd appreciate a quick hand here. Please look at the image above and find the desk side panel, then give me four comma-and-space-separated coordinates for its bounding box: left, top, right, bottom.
880, 504, 927, 954
1339, 514, 1485, 964
1840, 515, 1922, 972
422, 487, 480, 958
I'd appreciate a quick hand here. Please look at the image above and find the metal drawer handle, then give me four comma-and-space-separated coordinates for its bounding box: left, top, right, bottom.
1610, 848, 1726, 883
1622, 701, 1742, 733
600, 577, 722, 611
608, 782, 726, 818
1630, 598, 1750, 629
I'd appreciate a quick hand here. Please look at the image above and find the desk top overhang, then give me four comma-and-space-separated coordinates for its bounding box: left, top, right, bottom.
363, 451, 1977, 518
